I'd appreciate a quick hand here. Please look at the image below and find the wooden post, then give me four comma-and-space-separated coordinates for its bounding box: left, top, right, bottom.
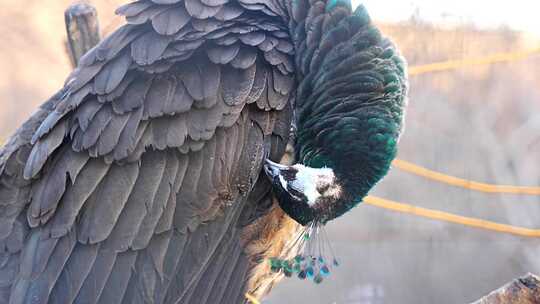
64, 2, 101, 67
472, 273, 540, 304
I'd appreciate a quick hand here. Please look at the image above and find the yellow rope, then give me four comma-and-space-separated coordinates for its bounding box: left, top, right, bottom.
245, 293, 261, 304
364, 196, 540, 237
392, 159, 540, 195
408, 48, 540, 75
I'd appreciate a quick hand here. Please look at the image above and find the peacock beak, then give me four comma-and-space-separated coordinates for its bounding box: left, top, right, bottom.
263, 159, 288, 179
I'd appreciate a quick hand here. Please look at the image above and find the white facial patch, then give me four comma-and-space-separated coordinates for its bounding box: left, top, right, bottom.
289, 165, 336, 206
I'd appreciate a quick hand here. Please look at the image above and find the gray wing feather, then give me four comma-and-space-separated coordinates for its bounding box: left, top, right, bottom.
180, 60, 221, 102
115, 2, 154, 19
131, 152, 179, 250
192, 136, 217, 212
103, 151, 167, 252
163, 78, 195, 113
94, 111, 131, 156
231, 47, 258, 69
78, 106, 113, 151
214, 4, 244, 21
73, 97, 103, 131
23, 121, 67, 179
224, 257, 250, 304
184, 0, 222, 19
45, 157, 110, 239
11, 229, 77, 304
222, 63, 257, 106
113, 75, 153, 114
48, 243, 99, 304
190, 241, 242, 303
93, 51, 132, 95
71, 248, 117, 304
201, 0, 229, 6
153, 231, 188, 304
191, 18, 222, 32
155, 153, 189, 234
18, 229, 58, 280
206, 244, 244, 303
28, 148, 89, 227
97, 250, 138, 304
239, 32, 266, 46
151, 6, 191, 36
111, 109, 146, 161
207, 44, 241, 64
125, 6, 169, 25
131, 31, 170, 66
144, 76, 176, 118
78, 162, 139, 244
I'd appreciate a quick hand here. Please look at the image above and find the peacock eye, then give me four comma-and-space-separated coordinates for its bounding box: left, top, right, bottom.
317, 184, 330, 194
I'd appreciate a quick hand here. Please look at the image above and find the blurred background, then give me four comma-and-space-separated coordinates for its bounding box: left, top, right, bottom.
1, 1, 540, 303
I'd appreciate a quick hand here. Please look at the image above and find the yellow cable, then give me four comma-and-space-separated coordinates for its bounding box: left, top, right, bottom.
409, 48, 540, 75
392, 159, 540, 195
364, 196, 540, 237
245, 293, 261, 304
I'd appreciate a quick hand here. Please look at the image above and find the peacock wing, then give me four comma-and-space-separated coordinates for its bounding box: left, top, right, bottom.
0, 1, 295, 303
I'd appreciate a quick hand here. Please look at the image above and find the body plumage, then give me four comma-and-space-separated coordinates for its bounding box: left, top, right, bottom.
0, 0, 406, 303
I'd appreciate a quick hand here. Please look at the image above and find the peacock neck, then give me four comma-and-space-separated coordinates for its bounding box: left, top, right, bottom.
279, 0, 406, 223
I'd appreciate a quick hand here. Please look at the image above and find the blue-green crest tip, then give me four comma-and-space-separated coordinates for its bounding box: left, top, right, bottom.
326, 0, 352, 11
353, 4, 371, 22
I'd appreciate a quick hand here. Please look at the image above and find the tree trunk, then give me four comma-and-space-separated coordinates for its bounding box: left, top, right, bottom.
472, 274, 540, 304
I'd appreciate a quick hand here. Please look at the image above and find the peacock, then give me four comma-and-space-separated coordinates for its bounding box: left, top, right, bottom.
0, 0, 407, 303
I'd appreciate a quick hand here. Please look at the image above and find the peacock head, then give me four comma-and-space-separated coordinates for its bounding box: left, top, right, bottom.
264, 159, 346, 225
264, 108, 403, 226
262, 2, 407, 227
